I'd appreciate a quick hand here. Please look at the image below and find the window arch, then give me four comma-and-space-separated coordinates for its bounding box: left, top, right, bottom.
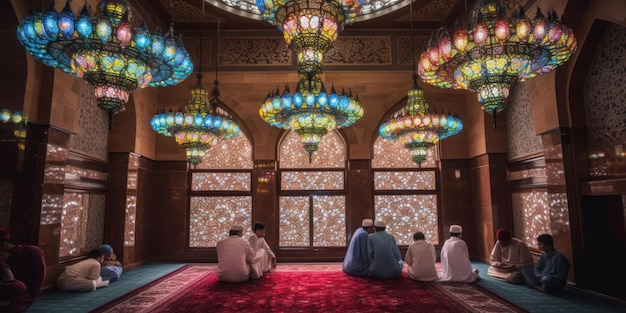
278, 131, 347, 247
372, 137, 440, 245
188, 135, 254, 247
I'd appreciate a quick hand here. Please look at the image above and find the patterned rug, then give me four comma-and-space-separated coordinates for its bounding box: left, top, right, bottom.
91, 264, 527, 313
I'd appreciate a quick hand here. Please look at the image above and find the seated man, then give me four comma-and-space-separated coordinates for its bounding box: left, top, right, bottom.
521, 234, 570, 293
367, 220, 403, 279
343, 219, 373, 277
98, 244, 123, 282
440, 225, 479, 283
248, 223, 276, 278
217, 225, 261, 283
487, 228, 533, 284
0, 226, 46, 313
405, 231, 438, 282
57, 249, 109, 292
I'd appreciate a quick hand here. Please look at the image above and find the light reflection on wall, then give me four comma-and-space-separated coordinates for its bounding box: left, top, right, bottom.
511, 191, 551, 245
124, 195, 136, 246
375, 194, 439, 245
191, 172, 251, 191
189, 196, 252, 247
59, 193, 105, 257
549, 192, 570, 233
41, 194, 63, 225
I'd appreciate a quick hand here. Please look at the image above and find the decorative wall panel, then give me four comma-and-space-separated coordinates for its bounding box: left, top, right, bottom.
197, 135, 253, 169
397, 36, 429, 65
68, 84, 109, 161
312, 195, 346, 247
189, 196, 252, 247
507, 83, 543, 161
374, 194, 439, 245
374, 171, 436, 190
586, 23, 626, 147
191, 172, 251, 191
372, 137, 435, 168
279, 196, 310, 247
280, 131, 345, 169
325, 37, 391, 65
220, 37, 291, 66
281, 171, 344, 190
585, 23, 626, 177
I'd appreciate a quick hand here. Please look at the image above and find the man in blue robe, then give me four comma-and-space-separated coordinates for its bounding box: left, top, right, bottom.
343, 219, 373, 277
367, 220, 403, 279
521, 234, 570, 293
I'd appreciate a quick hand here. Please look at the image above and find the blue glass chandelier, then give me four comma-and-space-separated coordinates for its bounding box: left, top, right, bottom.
150, 74, 241, 167
16, 0, 193, 123
257, 0, 364, 160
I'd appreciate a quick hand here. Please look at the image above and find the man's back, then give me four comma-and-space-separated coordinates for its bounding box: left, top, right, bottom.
367, 231, 402, 279
440, 237, 477, 282
217, 235, 255, 283
343, 227, 369, 277
405, 240, 438, 281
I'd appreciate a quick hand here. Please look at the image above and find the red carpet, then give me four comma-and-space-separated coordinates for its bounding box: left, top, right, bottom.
92, 264, 527, 313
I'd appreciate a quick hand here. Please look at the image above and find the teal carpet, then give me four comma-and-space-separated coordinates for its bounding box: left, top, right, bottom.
27, 263, 185, 313
472, 263, 625, 313
26, 262, 625, 313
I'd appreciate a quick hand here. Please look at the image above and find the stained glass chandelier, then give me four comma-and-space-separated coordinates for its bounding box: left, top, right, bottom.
151, 10, 240, 168
16, 0, 193, 124
150, 74, 240, 167
379, 0, 462, 166
257, 0, 364, 160
379, 75, 462, 166
418, 0, 576, 125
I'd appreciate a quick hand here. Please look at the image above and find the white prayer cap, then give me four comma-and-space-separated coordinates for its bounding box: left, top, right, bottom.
362, 219, 374, 227
230, 225, 244, 231
449, 225, 463, 233
374, 220, 386, 228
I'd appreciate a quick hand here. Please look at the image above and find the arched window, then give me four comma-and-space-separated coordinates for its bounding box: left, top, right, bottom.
278, 131, 346, 247
188, 135, 254, 247
372, 137, 440, 245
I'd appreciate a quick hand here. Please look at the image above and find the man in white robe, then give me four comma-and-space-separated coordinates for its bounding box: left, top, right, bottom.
217, 225, 262, 283
57, 249, 109, 291
249, 222, 276, 276
488, 228, 533, 284
405, 231, 438, 281
440, 224, 479, 283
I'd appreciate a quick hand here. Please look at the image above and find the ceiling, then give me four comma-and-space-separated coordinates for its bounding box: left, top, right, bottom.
135, 0, 471, 32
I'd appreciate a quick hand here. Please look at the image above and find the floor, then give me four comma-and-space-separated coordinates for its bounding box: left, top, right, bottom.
26, 262, 626, 313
